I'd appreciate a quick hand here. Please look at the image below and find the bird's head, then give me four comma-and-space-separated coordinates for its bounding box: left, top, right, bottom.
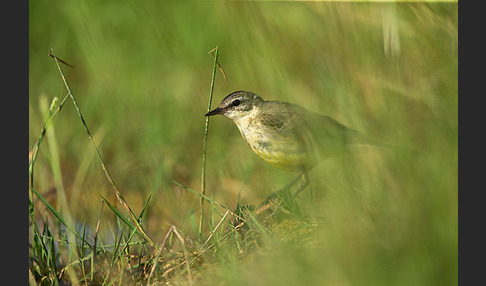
205, 91, 264, 121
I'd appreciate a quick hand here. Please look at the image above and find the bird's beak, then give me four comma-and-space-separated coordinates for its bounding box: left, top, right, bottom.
205, 107, 222, 117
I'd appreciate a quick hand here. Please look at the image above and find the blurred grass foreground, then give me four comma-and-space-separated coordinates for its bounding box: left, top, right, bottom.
29, 1, 457, 285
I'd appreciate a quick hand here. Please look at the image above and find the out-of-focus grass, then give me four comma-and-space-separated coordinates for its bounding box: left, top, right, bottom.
29, 1, 457, 285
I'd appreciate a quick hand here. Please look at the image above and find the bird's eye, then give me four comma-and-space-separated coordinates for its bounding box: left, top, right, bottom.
232, 99, 241, 107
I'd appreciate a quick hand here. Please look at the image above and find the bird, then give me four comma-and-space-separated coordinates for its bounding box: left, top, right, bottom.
205, 90, 375, 200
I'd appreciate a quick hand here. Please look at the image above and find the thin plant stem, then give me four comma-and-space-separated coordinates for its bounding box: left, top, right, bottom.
199, 46, 219, 241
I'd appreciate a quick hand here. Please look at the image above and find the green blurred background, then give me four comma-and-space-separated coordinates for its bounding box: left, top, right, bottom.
29, 1, 457, 285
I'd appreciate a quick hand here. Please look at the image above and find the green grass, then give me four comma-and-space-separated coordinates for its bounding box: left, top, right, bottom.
29, 1, 457, 285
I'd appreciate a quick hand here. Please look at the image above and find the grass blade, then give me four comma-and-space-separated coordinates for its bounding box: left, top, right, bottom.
31, 186, 90, 246
101, 196, 135, 232
173, 180, 244, 223
49, 49, 155, 249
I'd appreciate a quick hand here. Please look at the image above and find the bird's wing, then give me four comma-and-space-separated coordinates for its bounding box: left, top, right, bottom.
258, 104, 307, 147
257, 103, 313, 167
298, 108, 363, 160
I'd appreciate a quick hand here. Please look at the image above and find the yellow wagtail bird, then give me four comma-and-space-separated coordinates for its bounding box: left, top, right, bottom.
205, 90, 374, 199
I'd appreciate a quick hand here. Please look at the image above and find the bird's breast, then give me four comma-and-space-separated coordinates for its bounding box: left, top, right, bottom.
233, 116, 313, 171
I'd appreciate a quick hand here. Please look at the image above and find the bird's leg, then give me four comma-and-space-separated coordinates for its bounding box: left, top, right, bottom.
255, 170, 308, 216
292, 171, 309, 198
271, 174, 301, 197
